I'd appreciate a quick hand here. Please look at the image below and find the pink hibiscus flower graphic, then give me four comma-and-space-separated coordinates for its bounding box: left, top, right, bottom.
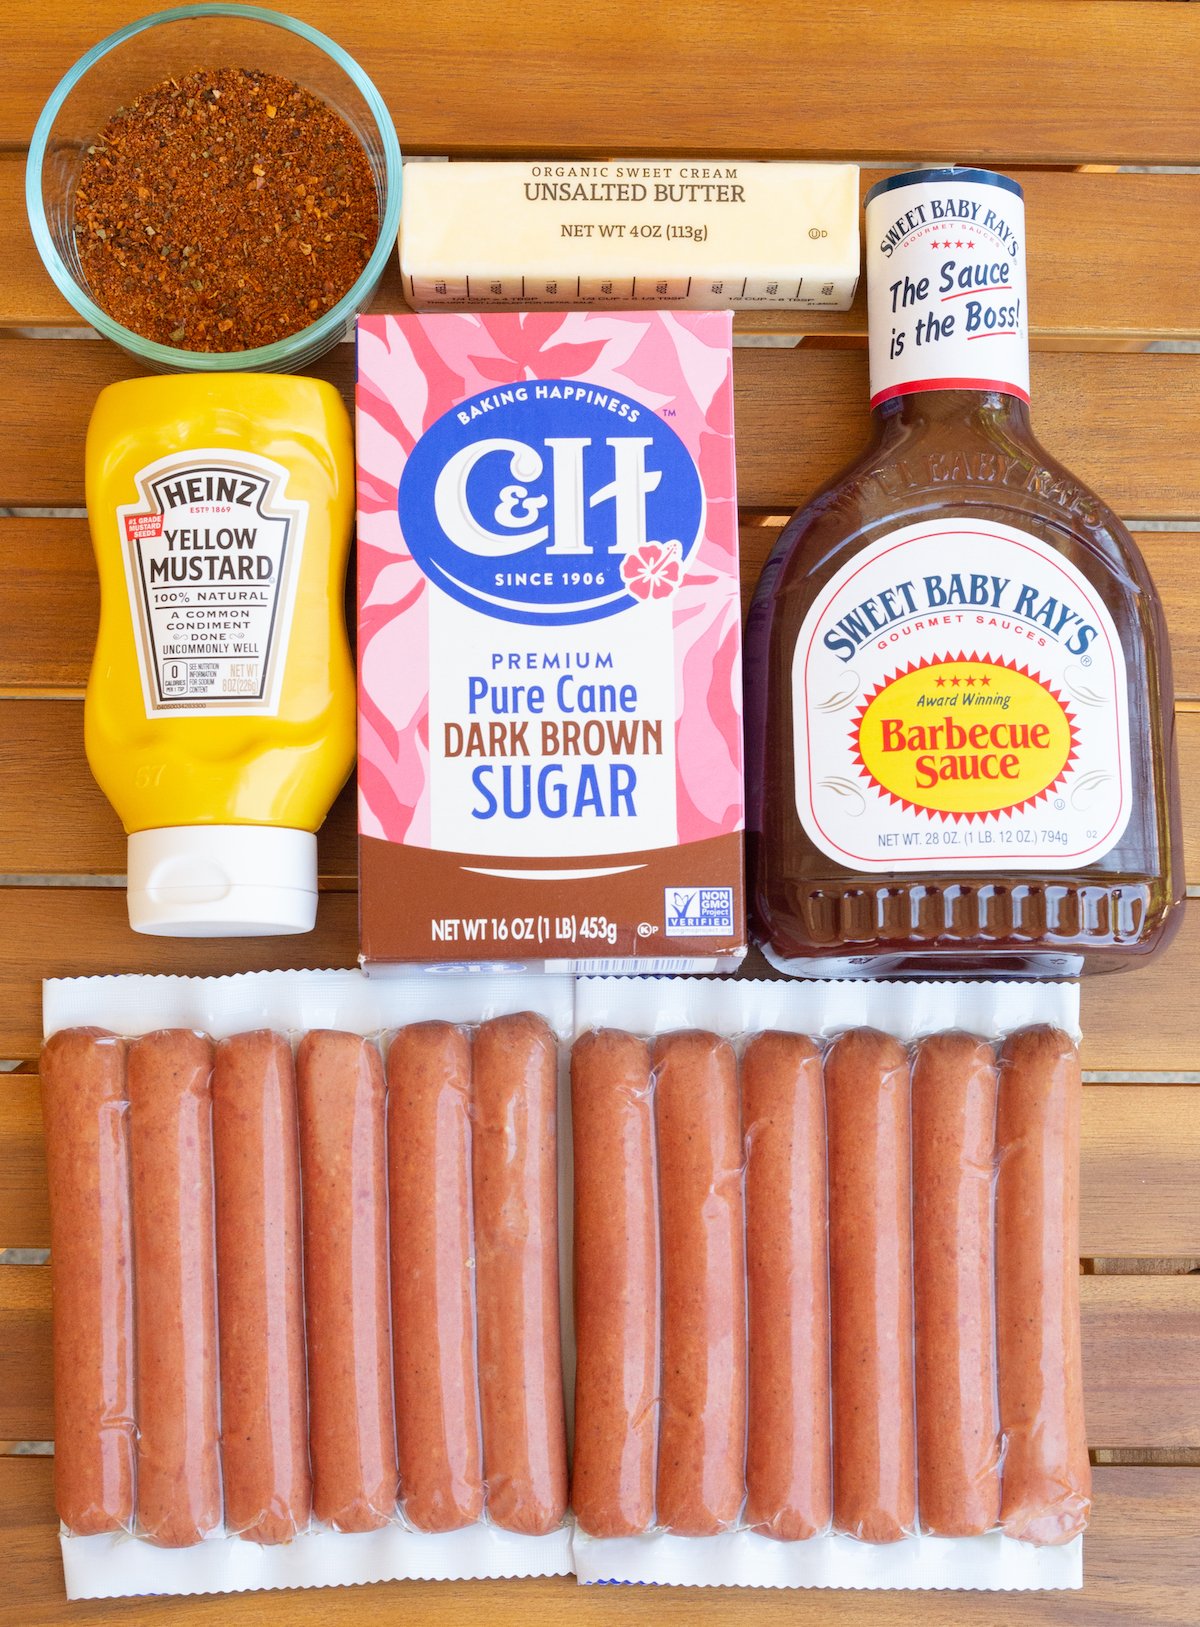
620, 540, 684, 601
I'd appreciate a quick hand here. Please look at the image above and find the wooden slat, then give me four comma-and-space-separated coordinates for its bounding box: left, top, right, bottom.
1082, 1276, 1200, 1451
4, 1, 1200, 162
4, 343, 1200, 518
7, 521, 1200, 700
1, 696, 1195, 887
0, 1078, 47, 1248
5, 1075, 1198, 1256
0, 707, 358, 880
0, 889, 359, 1060
0, 520, 92, 693
1079, 1088, 1200, 1260
0, 1267, 49, 1440
0, 1457, 1193, 1626
0, 887, 1197, 1065
11, 159, 1200, 344
2, 1262, 1196, 1448
5, 515, 1200, 698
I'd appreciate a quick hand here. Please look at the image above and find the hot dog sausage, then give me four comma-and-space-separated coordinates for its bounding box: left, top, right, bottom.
212, 1031, 310, 1543
386, 1022, 483, 1532
472, 1012, 568, 1535
911, 1032, 1000, 1537
127, 1029, 222, 1546
654, 1030, 746, 1536
996, 1025, 1091, 1545
296, 1030, 398, 1531
570, 1029, 659, 1537
742, 1029, 830, 1541
825, 1028, 915, 1543
41, 1028, 135, 1535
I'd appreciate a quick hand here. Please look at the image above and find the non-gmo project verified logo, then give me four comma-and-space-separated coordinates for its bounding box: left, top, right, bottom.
664, 886, 735, 938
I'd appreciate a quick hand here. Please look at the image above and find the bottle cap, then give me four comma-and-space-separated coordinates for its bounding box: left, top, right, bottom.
126, 826, 318, 937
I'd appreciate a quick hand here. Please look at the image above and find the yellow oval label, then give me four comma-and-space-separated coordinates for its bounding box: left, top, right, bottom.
852, 655, 1077, 819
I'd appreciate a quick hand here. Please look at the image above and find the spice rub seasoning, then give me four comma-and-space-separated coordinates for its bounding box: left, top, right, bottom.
75, 68, 379, 352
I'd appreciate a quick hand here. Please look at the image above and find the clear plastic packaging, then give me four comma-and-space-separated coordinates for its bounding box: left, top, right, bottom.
41, 970, 575, 1600
568, 976, 1089, 1591
41, 970, 1089, 1596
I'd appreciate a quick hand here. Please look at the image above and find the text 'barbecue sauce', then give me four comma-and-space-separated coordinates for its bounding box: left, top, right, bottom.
746, 167, 1182, 976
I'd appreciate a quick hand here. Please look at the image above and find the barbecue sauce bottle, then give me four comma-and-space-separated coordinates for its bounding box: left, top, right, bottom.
746, 167, 1182, 975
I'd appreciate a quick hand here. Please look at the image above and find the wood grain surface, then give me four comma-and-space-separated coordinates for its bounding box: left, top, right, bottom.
4, 343, 1199, 516
4, 0, 1200, 1619
5, 520, 1200, 699
5, 1, 1200, 162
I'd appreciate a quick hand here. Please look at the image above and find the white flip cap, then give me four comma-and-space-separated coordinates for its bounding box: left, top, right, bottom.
126, 825, 318, 937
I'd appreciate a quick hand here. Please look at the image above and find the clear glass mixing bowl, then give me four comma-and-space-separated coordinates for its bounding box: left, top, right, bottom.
26, 3, 401, 371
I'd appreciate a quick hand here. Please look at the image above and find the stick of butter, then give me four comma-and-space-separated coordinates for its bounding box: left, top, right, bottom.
399, 160, 860, 311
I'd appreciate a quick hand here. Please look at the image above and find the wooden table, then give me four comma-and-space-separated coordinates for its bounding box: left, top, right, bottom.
3, 1, 1200, 1621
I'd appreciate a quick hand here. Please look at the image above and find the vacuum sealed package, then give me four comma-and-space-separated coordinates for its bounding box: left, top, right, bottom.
41, 970, 573, 1600
569, 976, 1089, 1590
42, 969, 1089, 1596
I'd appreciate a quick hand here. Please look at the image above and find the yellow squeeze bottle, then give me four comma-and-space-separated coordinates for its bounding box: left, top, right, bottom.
84, 374, 355, 935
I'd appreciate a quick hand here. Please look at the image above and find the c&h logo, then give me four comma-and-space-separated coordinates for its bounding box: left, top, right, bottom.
398, 380, 705, 626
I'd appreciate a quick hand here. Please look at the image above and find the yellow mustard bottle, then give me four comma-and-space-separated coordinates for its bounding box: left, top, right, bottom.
84, 373, 355, 935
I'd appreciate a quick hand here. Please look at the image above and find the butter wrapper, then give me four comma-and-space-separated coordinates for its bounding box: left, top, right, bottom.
400, 160, 859, 311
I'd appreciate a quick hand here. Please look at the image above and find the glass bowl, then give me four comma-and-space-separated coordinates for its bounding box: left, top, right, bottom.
25, 3, 401, 372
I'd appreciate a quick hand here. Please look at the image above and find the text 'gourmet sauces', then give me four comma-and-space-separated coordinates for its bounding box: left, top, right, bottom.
746, 167, 1183, 976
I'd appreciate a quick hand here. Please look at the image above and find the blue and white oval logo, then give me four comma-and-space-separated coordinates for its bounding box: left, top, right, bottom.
398, 380, 705, 626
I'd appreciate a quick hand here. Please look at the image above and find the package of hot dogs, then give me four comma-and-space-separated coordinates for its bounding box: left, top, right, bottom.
41, 970, 574, 1600
42, 968, 1089, 1597
569, 976, 1088, 1590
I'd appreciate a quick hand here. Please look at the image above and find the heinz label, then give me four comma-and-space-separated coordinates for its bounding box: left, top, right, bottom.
356, 312, 744, 971
792, 518, 1131, 872
117, 449, 305, 716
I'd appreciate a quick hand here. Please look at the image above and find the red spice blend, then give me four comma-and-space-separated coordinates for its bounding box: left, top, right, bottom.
75, 67, 380, 352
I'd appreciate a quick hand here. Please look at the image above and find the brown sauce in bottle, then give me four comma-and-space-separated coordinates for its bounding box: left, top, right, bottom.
746, 168, 1182, 976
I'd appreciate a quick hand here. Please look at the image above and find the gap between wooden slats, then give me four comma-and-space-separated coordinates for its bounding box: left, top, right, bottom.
3, 347, 1200, 515
7, 162, 1200, 343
